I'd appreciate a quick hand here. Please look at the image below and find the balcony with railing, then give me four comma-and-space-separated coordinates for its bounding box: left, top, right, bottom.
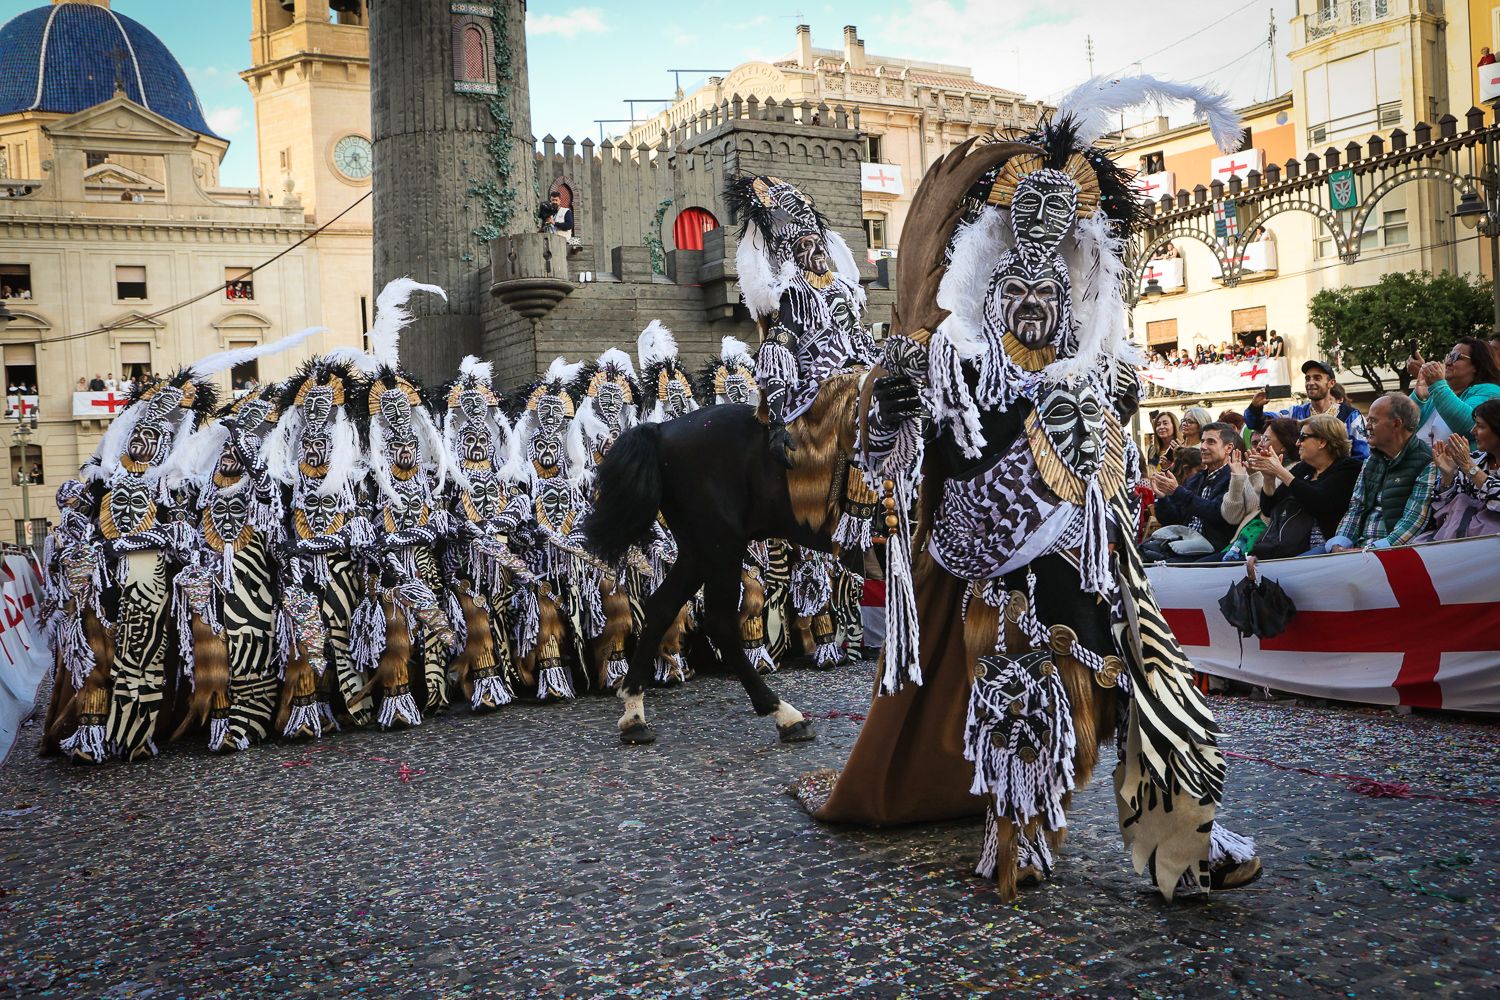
1306, 0, 1394, 42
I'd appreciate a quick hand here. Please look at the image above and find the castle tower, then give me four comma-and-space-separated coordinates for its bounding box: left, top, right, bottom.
241, 0, 374, 353
369, 0, 535, 384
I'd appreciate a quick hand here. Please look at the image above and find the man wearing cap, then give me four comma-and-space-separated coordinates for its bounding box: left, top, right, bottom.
1244, 359, 1369, 460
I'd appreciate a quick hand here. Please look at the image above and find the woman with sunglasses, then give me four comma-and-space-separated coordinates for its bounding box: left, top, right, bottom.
1246, 413, 1362, 557
1409, 336, 1500, 448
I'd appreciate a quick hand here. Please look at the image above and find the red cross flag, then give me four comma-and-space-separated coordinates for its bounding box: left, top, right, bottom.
72, 390, 128, 418
1148, 538, 1500, 712
1134, 170, 1175, 202
860, 162, 904, 195
1210, 148, 1264, 183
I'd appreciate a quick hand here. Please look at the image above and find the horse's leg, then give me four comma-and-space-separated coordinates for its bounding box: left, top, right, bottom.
700, 559, 815, 744
617, 553, 703, 745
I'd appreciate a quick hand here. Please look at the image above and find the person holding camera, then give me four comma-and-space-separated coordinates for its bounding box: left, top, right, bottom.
539, 191, 572, 239
1243, 358, 1368, 460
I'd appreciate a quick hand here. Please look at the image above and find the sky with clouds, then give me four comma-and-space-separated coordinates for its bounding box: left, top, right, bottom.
2, 0, 1291, 189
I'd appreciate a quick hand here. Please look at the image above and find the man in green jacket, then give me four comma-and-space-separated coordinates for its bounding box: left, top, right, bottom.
1325, 393, 1437, 552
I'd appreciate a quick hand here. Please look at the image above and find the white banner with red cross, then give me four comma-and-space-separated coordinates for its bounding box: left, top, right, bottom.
72, 390, 131, 419
0, 553, 48, 766
1210, 148, 1264, 184
1134, 170, 1175, 203
1147, 538, 1500, 713
1138, 356, 1288, 393
860, 162, 904, 196
1139, 257, 1184, 293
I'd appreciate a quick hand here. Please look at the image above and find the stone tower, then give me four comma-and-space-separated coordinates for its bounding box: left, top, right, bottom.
369, 0, 535, 384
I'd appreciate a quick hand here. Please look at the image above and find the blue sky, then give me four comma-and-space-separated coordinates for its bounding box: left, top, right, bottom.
2, 0, 1291, 189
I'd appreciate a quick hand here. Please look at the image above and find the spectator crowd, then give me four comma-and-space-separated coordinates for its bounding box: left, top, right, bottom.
1148, 330, 1285, 369
1138, 338, 1500, 563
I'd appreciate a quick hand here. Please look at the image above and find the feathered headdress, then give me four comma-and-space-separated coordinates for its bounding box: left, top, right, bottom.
367, 278, 447, 374
695, 335, 759, 404
636, 321, 697, 422
726, 174, 863, 319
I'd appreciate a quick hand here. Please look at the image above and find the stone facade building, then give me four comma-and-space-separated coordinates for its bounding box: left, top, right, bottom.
623, 23, 1045, 263
0, 0, 344, 544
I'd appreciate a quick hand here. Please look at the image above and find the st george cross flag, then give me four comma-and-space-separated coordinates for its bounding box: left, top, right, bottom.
1139, 357, 1288, 394
1147, 537, 1500, 713
0, 553, 49, 767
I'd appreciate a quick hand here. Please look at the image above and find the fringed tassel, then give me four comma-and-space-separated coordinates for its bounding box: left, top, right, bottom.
756, 340, 798, 391
1079, 479, 1113, 596
207, 716, 231, 753
747, 644, 776, 675
813, 641, 841, 670
878, 475, 922, 695
350, 596, 388, 674
445, 588, 468, 657
975, 811, 1001, 880
1209, 822, 1257, 865
654, 653, 688, 685
790, 556, 832, 619
471, 674, 515, 709
55, 616, 95, 691
605, 656, 629, 689
536, 663, 576, 701
317, 701, 341, 733
282, 701, 324, 740
964, 651, 1077, 831
59, 723, 108, 762
377, 690, 422, 728
928, 330, 986, 459
831, 510, 872, 551
512, 587, 540, 658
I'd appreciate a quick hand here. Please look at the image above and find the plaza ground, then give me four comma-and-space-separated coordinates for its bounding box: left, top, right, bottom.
0, 662, 1495, 998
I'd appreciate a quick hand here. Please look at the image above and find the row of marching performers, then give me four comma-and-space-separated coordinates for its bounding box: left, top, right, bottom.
37, 281, 862, 763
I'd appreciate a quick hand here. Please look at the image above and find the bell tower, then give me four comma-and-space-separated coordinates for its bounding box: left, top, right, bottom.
241, 0, 373, 344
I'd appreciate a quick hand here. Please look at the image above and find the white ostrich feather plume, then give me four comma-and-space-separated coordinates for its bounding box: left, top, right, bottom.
187, 325, 325, 379
459, 354, 494, 385
1055, 74, 1244, 153
368, 278, 447, 371
597, 347, 637, 379
636, 320, 678, 368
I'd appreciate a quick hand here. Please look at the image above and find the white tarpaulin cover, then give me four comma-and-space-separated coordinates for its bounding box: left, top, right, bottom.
0, 553, 48, 765
1147, 537, 1500, 713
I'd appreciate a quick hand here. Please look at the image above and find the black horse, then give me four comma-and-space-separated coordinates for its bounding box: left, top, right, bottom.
582, 138, 1016, 745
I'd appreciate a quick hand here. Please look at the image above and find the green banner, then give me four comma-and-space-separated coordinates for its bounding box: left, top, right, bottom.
1328, 168, 1358, 211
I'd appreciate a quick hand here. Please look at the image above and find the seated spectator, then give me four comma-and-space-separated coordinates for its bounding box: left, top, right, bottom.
75, 377, 86, 392
1180, 406, 1212, 448
1213, 418, 1300, 561
1146, 410, 1179, 473
1248, 413, 1362, 557
1415, 399, 1500, 541
1408, 336, 1500, 449
1320, 393, 1436, 552
1245, 358, 1369, 460
1480, 46, 1496, 67
87, 374, 106, 391
1142, 422, 1239, 562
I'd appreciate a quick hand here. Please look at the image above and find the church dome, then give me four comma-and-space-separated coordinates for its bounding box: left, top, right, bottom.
0, 1, 220, 138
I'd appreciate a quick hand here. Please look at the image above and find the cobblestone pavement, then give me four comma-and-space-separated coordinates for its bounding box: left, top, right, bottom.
1, 662, 1496, 999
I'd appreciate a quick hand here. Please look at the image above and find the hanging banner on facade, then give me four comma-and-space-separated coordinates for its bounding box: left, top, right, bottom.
1214, 198, 1238, 245
1328, 168, 1358, 210
859, 162, 903, 195
1148, 538, 1500, 713
1209, 148, 1263, 184
0, 553, 48, 767
1138, 356, 1289, 393
1139, 256, 1184, 293
72, 391, 131, 419
4, 395, 38, 419
1134, 170, 1175, 203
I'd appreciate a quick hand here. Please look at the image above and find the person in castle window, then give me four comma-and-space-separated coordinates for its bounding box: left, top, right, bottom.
547, 191, 572, 240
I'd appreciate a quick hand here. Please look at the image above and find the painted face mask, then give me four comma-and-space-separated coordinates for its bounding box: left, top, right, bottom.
1038, 382, 1106, 477
1010, 171, 1078, 252
535, 395, 566, 438
664, 379, 691, 419
595, 382, 625, 428
793, 232, 831, 275
302, 387, 334, 431
995, 269, 1067, 349
461, 425, 491, 465
723, 371, 754, 405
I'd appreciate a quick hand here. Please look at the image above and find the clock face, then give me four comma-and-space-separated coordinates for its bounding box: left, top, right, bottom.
332, 134, 373, 181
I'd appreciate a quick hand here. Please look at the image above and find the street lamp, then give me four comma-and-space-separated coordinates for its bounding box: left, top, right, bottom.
11, 411, 37, 558
1142, 276, 1165, 302
1455, 185, 1500, 335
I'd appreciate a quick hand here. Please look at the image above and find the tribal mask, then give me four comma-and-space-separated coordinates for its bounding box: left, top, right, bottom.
1037, 382, 1106, 478
534, 393, 568, 438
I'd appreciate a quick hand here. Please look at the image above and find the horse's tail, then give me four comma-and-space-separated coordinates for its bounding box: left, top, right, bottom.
584, 422, 664, 565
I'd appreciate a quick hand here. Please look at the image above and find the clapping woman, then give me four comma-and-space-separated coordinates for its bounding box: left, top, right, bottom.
1418, 398, 1500, 540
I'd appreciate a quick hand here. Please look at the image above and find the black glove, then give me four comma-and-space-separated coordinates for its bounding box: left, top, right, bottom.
767, 423, 797, 468
871, 374, 922, 430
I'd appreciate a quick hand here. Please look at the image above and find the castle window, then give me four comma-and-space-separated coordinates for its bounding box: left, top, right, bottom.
0, 264, 31, 300
229, 340, 261, 389
224, 267, 255, 302
451, 11, 498, 94
672, 207, 719, 252
115, 265, 147, 301
330, 0, 364, 25
863, 134, 882, 162
863, 215, 887, 250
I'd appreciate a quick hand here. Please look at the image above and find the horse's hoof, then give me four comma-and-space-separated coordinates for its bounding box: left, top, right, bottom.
620, 722, 657, 745
777, 719, 817, 743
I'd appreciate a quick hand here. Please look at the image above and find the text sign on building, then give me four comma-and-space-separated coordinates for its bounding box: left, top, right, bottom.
1134, 170, 1175, 203
1328, 168, 1358, 210
1209, 148, 1264, 184
860, 162, 904, 195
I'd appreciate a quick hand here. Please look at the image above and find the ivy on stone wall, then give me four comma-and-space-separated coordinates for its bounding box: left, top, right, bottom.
646, 198, 673, 275
462, 3, 517, 246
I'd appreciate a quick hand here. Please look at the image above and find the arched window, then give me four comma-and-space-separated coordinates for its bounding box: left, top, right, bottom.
672, 207, 720, 252
451, 14, 497, 94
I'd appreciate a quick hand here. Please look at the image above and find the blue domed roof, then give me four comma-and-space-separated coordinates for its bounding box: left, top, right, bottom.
0, 2, 221, 139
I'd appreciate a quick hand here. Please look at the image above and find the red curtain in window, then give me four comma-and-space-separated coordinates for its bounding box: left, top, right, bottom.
672, 207, 719, 251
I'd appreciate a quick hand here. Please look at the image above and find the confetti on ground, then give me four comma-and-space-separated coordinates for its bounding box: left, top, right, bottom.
1, 663, 1495, 996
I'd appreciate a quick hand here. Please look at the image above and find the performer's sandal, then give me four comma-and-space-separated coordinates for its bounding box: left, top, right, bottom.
1209, 856, 1263, 891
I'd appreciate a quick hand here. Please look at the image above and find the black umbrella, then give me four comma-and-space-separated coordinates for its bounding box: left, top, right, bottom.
1218, 558, 1297, 639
